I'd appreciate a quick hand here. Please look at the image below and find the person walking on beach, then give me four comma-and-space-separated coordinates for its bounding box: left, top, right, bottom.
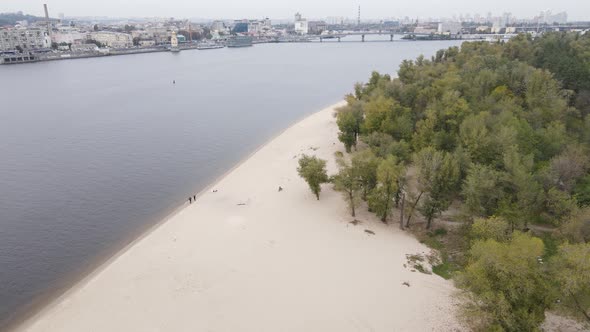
189, 197, 192, 204
193, 195, 196, 201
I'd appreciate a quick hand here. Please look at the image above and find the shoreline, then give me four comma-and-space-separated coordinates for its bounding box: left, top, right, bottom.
8, 101, 345, 332
14, 101, 462, 332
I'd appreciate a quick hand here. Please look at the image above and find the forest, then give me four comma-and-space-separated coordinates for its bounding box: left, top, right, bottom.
298, 32, 590, 331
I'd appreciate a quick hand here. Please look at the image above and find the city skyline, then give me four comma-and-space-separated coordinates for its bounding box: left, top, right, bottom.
2, 0, 588, 22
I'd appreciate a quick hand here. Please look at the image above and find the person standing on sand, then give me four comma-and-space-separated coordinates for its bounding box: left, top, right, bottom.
193, 195, 196, 201
189, 197, 192, 204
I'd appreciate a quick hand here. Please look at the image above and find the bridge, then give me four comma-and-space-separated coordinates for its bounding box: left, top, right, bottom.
317, 31, 432, 42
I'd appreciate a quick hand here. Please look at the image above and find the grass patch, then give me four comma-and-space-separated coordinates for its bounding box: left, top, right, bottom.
420, 236, 444, 250
432, 262, 453, 279
433, 227, 448, 236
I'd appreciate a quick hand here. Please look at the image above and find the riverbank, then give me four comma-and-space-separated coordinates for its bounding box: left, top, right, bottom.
14, 102, 463, 332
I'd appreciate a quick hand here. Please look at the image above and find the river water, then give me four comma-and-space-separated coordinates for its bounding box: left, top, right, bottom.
0, 36, 462, 329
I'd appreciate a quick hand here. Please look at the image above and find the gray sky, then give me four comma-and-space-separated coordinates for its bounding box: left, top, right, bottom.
2, 0, 588, 21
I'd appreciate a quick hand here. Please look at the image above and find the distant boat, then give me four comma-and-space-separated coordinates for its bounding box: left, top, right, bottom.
227, 36, 253, 48
197, 42, 224, 50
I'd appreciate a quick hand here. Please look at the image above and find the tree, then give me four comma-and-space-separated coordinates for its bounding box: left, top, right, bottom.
500, 146, 544, 229
470, 216, 510, 242
558, 208, 590, 244
336, 103, 363, 152
412, 147, 460, 229
549, 243, 590, 322
333, 154, 361, 217
350, 149, 379, 201
462, 164, 505, 219
573, 174, 590, 207
545, 145, 590, 193
368, 156, 403, 223
297, 155, 329, 200
457, 232, 551, 331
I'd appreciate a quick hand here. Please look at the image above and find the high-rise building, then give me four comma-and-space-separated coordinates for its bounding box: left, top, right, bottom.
294, 13, 308, 35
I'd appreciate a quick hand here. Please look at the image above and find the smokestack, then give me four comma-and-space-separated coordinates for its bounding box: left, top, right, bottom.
357, 5, 361, 26
43, 4, 51, 35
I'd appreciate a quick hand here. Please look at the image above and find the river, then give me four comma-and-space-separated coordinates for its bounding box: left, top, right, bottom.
0, 36, 462, 329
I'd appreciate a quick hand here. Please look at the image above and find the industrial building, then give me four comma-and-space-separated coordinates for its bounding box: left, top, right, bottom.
0, 28, 51, 52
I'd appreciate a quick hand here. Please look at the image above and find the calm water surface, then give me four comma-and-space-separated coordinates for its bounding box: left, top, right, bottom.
0, 37, 462, 328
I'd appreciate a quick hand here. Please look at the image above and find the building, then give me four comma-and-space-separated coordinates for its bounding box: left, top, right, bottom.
308, 21, 327, 35
138, 39, 156, 47
145, 27, 170, 45
294, 13, 308, 35
210, 20, 227, 33
248, 21, 262, 34
537, 11, 567, 24
326, 16, 344, 25
505, 27, 517, 33
70, 43, 99, 52
437, 22, 462, 35
89, 31, 132, 48
0, 27, 51, 52
232, 22, 249, 34
414, 26, 437, 34
51, 26, 85, 45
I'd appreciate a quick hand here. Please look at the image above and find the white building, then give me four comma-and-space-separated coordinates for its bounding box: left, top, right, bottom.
89, 31, 132, 48
0, 27, 51, 52
51, 26, 85, 45
437, 22, 462, 35
294, 12, 308, 35
538, 11, 567, 24
414, 26, 437, 34
248, 21, 262, 34
70, 43, 99, 52
210, 20, 227, 33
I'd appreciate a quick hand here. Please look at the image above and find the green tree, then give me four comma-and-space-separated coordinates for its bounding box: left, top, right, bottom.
350, 149, 379, 200
573, 174, 590, 207
412, 147, 460, 229
336, 103, 363, 152
457, 232, 551, 331
333, 154, 361, 217
558, 208, 590, 244
549, 243, 590, 322
500, 147, 544, 229
470, 216, 510, 242
297, 155, 329, 200
368, 156, 403, 223
462, 164, 505, 218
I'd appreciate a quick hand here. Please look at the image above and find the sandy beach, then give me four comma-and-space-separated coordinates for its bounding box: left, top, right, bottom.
15, 102, 463, 332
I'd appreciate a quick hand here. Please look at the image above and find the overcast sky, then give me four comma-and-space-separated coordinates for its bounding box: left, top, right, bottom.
2, 0, 588, 21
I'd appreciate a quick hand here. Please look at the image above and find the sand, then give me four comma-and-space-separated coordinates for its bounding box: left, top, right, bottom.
15, 102, 464, 332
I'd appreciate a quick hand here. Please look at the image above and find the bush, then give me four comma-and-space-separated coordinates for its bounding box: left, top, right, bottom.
470, 216, 510, 242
